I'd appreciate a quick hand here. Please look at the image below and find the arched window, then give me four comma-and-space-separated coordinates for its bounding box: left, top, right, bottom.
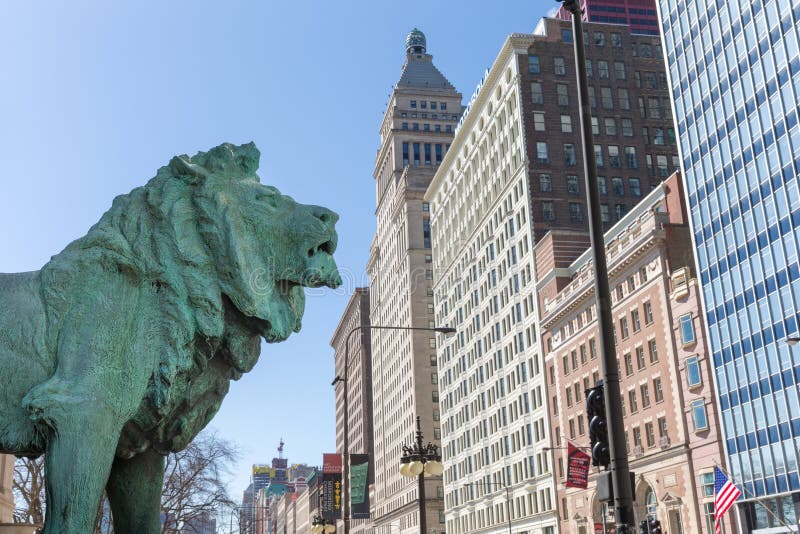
645, 487, 658, 519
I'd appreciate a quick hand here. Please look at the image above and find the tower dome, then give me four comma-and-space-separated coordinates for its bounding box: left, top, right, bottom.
406, 28, 426, 54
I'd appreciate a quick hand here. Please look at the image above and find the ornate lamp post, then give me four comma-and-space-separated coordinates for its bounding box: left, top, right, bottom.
333, 324, 456, 534
399, 415, 444, 534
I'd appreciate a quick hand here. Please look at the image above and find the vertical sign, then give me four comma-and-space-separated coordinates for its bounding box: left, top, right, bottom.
321, 453, 342, 521
565, 442, 591, 489
349, 454, 371, 519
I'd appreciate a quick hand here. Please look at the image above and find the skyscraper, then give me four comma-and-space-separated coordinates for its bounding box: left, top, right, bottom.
366, 29, 462, 534
555, 0, 660, 36
426, 16, 678, 534
657, 0, 800, 530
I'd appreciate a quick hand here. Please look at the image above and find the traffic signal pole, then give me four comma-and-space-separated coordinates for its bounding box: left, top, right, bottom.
557, 0, 636, 531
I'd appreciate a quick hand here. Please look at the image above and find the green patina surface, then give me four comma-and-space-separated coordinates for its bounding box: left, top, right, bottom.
0, 142, 341, 533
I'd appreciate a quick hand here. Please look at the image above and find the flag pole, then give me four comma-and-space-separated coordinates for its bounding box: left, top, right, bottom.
714, 464, 794, 531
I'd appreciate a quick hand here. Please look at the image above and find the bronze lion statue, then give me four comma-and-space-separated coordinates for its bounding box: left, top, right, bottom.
0, 142, 341, 533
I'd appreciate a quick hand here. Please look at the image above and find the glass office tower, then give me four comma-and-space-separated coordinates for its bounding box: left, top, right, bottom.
656, 0, 800, 531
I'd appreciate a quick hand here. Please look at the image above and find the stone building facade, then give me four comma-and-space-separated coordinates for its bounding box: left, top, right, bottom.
537, 174, 730, 534
425, 16, 680, 534
330, 287, 374, 534
365, 29, 462, 534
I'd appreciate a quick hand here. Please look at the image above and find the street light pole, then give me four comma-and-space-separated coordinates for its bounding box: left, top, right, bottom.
399, 415, 445, 534
333, 324, 456, 534
463, 481, 512, 534
555, 1, 635, 531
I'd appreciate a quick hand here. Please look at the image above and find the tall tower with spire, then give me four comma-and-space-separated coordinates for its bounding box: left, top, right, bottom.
365, 29, 462, 534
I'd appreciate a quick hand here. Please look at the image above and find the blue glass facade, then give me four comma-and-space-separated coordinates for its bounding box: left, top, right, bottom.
657, 0, 800, 530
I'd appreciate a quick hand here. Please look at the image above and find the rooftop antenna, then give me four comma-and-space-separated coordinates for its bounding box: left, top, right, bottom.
278, 438, 285, 459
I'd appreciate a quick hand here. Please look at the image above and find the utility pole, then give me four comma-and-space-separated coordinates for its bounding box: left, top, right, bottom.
555, 1, 636, 531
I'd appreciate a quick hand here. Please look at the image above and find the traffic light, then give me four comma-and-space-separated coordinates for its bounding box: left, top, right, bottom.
648, 518, 663, 534
585, 380, 610, 468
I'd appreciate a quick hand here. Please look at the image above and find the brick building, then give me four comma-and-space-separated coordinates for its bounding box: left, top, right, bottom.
555, 0, 660, 36
537, 174, 730, 534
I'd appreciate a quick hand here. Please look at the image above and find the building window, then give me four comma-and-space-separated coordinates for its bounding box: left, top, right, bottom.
554, 56, 566, 75
610, 32, 622, 47
598, 60, 610, 79
542, 201, 555, 221
590, 338, 597, 359
594, 145, 604, 167
598, 176, 607, 195
410, 100, 417, 108
604, 118, 617, 136
536, 142, 549, 164
528, 55, 541, 74
431, 372, 438, 384
657, 155, 669, 176
600, 203, 610, 222
619, 317, 629, 339
591, 116, 599, 135
679, 314, 695, 345
562, 29, 573, 43
585, 59, 593, 77
636, 346, 646, 369
423, 124, 430, 132
641, 384, 651, 408
440, 102, 447, 110
686, 355, 702, 387
614, 61, 627, 80
556, 84, 569, 106
566, 386, 573, 407
539, 174, 552, 192
402, 142, 409, 166
594, 31, 605, 46
561, 114, 572, 133
413, 142, 420, 165
700, 472, 715, 498
569, 203, 583, 222
624, 352, 634, 376
633, 426, 642, 448
531, 82, 544, 104
402, 122, 408, 130
608, 145, 621, 167
625, 147, 638, 169
654, 377, 663, 403
691, 399, 708, 431
534, 112, 546, 131
629, 178, 641, 197
601, 87, 613, 109
564, 144, 577, 166
588, 86, 596, 108
648, 339, 658, 363
631, 309, 641, 332
622, 118, 633, 136
645, 422, 655, 447
629, 391, 638, 413
612, 176, 624, 196
567, 175, 580, 194
653, 128, 665, 145
434, 124, 440, 132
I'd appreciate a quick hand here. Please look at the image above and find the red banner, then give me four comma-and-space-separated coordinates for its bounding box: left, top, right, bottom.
323, 453, 342, 474
566, 442, 591, 489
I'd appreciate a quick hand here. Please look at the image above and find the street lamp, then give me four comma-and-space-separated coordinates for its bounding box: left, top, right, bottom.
462, 481, 512, 534
553, 0, 635, 531
311, 514, 337, 534
333, 323, 456, 534
399, 415, 444, 534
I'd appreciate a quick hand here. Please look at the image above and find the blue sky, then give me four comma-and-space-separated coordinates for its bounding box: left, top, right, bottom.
0, 0, 554, 498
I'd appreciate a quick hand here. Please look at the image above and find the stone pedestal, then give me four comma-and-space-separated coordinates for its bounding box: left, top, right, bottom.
0, 526, 41, 534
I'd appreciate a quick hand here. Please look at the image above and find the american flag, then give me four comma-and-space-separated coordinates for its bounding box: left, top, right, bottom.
714, 466, 741, 534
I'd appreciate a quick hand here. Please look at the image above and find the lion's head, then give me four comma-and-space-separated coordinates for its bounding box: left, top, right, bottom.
41, 142, 341, 414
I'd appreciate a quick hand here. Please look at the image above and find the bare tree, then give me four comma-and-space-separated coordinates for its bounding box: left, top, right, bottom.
161, 431, 238, 533
12, 456, 45, 530
12, 432, 238, 534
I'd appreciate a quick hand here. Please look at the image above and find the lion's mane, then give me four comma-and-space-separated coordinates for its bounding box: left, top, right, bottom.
39, 143, 261, 417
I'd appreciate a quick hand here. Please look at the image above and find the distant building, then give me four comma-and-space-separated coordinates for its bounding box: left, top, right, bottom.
182, 512, 216, 534
537, 173, 730, 533
555, 0, 660, 36
330, 287, 373, 534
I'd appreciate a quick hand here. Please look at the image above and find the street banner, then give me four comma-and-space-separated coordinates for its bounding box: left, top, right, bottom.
350, 454, 371, 519
322, 453, 342, 520
566, 442, 591, 489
